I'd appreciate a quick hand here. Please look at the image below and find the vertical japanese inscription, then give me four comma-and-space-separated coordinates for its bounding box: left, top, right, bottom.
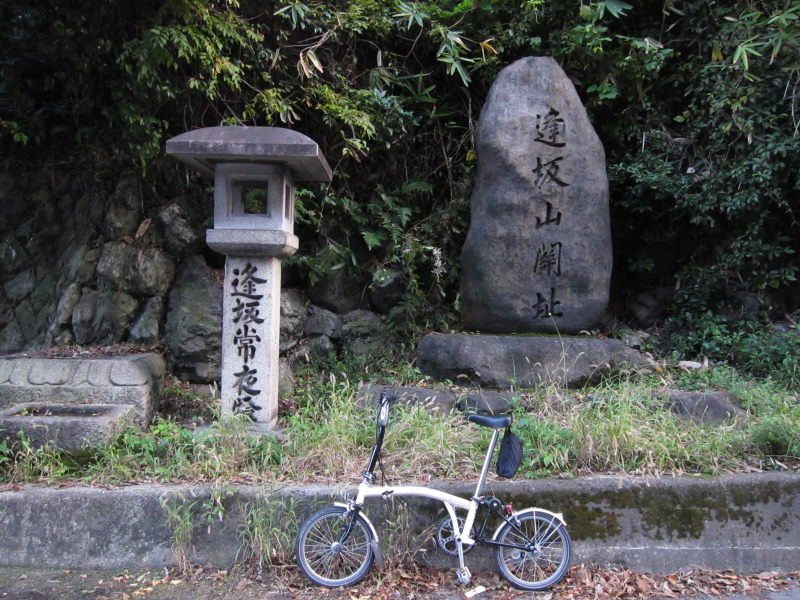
532, 156, 568, 188
531, 105, 568, 320
535, 107, 566, 147
532, 288, 563, 319
230, 263, 265, 419
535, 201, 562, 229
533, 241, 562, 277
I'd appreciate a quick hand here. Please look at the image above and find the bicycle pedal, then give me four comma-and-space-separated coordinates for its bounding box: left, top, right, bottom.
455, 567, 472, 585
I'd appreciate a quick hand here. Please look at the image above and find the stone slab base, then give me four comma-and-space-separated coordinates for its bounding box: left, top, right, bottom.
0, 402, 136, 452
356, 383, 456, 413
356, 383, 516, 415
417, 333, 653, 389
0, 354, 165, 426
0, 473, 797, 573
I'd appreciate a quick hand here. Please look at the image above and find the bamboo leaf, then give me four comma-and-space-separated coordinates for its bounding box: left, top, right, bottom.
305, 49, 323, 73
602, 0, 633, 19
711, 41, 723, 62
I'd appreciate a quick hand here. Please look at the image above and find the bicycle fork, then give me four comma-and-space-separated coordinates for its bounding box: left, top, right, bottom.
333, 501, 384, 569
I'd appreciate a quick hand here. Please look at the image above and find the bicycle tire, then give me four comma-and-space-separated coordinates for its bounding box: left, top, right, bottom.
493, 509, 571, 591
295, 505, 374, 587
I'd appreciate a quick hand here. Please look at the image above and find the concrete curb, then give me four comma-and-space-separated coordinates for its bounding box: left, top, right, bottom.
1, 472, 798, 573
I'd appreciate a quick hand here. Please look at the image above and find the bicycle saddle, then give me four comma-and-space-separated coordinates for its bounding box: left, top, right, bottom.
466, 413, 512, 429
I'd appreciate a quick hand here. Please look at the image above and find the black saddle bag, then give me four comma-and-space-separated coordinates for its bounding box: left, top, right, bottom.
496, 427, 523, 478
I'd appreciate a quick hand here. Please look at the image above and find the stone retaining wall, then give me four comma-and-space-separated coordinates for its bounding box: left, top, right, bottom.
1, 472, 797, 573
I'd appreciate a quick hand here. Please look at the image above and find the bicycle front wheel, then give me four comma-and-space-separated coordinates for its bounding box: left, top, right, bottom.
295, 506, 374, 587
494, 510, 571, 591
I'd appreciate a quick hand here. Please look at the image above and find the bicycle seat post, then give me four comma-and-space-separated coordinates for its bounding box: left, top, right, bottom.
474, 426, 502, 498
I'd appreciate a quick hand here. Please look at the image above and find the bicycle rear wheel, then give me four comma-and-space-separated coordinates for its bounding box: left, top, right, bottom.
494, 509, 570, 591
295, 506, 374, 588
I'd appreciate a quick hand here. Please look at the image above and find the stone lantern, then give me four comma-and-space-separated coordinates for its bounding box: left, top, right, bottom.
166, 126, 331, 428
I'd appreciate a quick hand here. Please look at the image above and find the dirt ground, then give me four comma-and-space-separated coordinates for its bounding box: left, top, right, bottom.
1, 564, 799, 600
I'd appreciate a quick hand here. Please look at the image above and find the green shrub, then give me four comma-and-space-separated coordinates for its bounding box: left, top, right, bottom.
736, 329, 800, 388
0, 438, 12, 471
8, 0, 799, 332
750, 417, 800, 458
1, 433, 84, 482
85, 416, 283, 484
670, 315, 800, 389
515, 416, 576, 474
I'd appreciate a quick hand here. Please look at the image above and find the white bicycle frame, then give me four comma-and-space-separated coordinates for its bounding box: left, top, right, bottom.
343, 394, 567, 582
343, 426, 503, 579
355, 425, 501, 546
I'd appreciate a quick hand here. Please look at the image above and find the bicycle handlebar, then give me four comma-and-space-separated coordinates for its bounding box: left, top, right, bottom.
364, 388, 396, 480
376, 388, 397, 427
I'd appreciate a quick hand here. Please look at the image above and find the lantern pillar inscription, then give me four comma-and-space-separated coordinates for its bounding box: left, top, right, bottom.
216, 257, 279, 425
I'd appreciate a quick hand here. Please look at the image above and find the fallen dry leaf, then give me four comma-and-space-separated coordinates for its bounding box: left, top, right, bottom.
135, 218, 152, 239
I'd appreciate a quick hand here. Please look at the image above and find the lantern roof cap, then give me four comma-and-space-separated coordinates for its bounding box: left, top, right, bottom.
166, 126, 332, 182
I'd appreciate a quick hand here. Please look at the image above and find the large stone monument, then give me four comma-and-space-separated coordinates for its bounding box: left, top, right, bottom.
419, 58, 648, 388
461, 56, 612, 334
166, 127, 331, 427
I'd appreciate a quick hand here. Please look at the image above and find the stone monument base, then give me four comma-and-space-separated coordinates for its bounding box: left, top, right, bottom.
417, 333, 652, 389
